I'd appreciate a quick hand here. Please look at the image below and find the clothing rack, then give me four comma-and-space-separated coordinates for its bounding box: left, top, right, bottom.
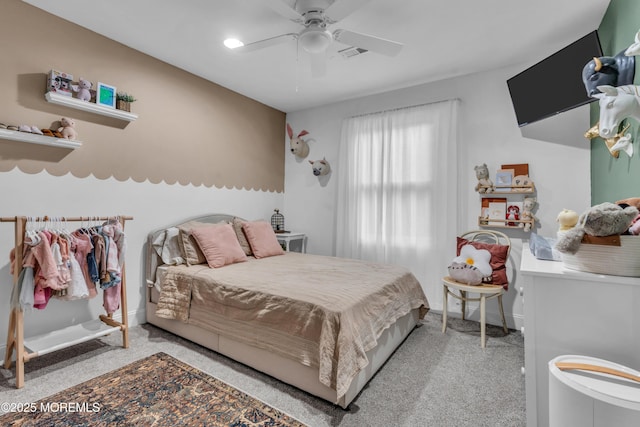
1, 215, 133, 388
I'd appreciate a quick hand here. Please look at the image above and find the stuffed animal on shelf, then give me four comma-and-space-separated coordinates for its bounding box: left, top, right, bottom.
506, 204, 520, 226
287, 123, 310, 158
57, 117, 77, 140
72, 77, 92, 102
474, 163, 493, 193
555, 202, 639, 254
309, 157, 330, 176
520, 196, 537, 232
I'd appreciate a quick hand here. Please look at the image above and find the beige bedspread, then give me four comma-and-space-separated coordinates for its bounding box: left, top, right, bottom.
155, 252, 429, 399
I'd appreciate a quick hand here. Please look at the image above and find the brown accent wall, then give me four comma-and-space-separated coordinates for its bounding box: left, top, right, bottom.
0, 0, 285, 192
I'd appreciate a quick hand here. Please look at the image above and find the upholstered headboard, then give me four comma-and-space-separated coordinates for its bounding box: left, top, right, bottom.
145, 213, 240, 287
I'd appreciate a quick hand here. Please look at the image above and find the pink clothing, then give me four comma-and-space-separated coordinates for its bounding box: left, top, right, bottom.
31, 231, 61, 290
103, 282, 121, 315
72, 231, 97, 298
102, 225, 121, 274
50, 233, 71, 289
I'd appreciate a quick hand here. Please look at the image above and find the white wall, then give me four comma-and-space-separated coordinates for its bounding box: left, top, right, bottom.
0, 169, 282, 349
283, 63, 592, 330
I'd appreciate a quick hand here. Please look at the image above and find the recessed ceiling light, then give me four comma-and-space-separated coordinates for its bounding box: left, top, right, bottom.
224, 38, 244, 49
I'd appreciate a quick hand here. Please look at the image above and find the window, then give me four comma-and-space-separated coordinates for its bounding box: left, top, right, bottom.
336, 100, 459, 303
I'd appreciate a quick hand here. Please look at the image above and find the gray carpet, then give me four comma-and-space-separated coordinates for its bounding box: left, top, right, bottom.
0, 314, 525, 426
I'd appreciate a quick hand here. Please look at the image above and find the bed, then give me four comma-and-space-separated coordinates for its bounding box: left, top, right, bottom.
145, 214, 429, 408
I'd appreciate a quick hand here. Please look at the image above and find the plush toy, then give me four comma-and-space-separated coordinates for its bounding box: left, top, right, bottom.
72, 77, 92, 102
474, 163, 493, 193
616, 197, 640, 210
448, 244, 492, 285
309, 157, 330, 176
506, 204, 520, 226
555, 202, 639, 254
628, 214, 640, 235
520, 197, 537, 232
557, 209, 579, 232
287, 123, 310, 158
57, 117, 77, 140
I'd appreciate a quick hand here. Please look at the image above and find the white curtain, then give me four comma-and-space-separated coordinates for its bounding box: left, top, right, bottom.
335, 100, 459, 308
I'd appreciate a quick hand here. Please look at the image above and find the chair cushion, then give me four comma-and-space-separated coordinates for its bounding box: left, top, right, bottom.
457, 237, 509, 289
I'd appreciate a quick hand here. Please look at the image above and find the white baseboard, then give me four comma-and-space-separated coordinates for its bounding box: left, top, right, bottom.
430, 308, 524, 332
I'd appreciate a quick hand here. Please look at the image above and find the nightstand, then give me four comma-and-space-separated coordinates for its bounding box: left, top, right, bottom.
276, 232, 306, 253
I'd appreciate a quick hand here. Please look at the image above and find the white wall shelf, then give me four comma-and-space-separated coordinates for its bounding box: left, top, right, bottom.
0, 128, 81, 149
45, 92, 138, 122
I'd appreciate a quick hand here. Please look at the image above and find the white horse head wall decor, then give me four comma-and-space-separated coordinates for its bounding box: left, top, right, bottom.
594, 85, 640, 138
287, 123, 310, 158
309, 157, 331, 176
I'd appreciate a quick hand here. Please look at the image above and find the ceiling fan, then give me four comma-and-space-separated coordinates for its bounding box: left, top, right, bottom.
230, 0, 403, 76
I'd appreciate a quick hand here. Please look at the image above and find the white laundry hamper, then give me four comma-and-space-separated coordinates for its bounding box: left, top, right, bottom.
548, 355, 640, 427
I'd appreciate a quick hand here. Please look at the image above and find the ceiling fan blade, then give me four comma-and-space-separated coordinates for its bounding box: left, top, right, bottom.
234, 33, 297, 53
333, 29, 403, 56
325, 0, 372, 22
264, 0, 303, 21
310, 51, 327, 78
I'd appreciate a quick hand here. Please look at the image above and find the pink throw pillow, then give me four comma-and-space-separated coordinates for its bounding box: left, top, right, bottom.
190, 223, 247, 268
242, 221, 285, 258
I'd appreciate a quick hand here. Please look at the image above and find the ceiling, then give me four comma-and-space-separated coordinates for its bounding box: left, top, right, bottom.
23, 0, 611, 113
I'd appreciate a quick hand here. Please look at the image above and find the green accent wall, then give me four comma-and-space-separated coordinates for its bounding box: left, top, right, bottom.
591, 0, 640, 204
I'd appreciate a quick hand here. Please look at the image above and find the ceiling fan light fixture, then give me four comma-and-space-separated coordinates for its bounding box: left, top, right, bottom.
299, 27, 332, 53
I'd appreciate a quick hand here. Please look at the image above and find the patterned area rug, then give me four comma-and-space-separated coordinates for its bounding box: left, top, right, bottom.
1, 352, 306, 426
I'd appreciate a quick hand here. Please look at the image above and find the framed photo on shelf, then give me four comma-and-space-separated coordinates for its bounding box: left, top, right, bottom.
47, 69, 74, 97
494, 168, 514, 192
96, 82, 116, 108
481, 197, 507, 226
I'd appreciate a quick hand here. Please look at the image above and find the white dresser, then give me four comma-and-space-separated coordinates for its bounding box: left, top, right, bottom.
520, 247, 640, 427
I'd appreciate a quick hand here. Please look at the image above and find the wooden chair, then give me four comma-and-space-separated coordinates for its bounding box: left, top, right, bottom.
442, 230, 510, 348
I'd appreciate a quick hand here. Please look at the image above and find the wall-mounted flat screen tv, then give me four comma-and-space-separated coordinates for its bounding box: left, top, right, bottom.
507, 30, 603, 127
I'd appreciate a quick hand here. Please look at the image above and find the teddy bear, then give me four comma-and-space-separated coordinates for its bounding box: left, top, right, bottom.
309, 158, 330, 176
57, 117, 77, 140
520, 196, 537, 232
474, 163, 493, 193
72, 77, 92, 102
555, 202, 639, 254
